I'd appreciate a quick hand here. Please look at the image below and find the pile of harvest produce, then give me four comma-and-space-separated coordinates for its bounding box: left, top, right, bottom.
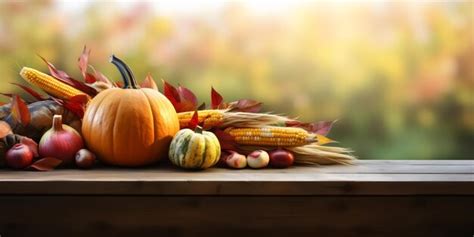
0, 47, 355, 171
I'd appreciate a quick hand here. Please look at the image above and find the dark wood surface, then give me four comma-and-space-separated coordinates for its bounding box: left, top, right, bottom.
0, 160, 473, 237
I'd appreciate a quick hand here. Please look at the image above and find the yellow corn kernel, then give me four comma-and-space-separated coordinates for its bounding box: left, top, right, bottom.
225, 127, 316, 146
20, 67, 89, 101
178, 110, 225, 129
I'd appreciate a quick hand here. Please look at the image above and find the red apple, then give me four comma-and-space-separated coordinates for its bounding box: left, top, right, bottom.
269, 149, 294, 168
5, 143, 33, 169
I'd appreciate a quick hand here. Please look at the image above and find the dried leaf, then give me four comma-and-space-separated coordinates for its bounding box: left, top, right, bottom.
211, 87, 224, 109
11, 83, 47, 101
177, 85, 198, 112
11, 95, 30, 126
162, 80, 198, 112
27, 157, 62, 171
286, 120, 336, 135
19, 136, 39, 157
162, 79, 181, 105
78, 45, 90, 78
212, 128, 238, 150
141, 73, 158, 90
197, 102, 206, 110
0, 93, 13, 98
38, 55, 73, 83
0, 121, 12, 138
39, 55, 98, 96
189, 111, 199, 130
228, 99, 262, 113
84, 72, 97, 84
89, 65, 113, 86
51, 94, 88, 118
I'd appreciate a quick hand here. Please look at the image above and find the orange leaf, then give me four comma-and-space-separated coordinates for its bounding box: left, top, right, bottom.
27, 157, 62, 171
11, 95, 30, 126
141, 73, 158, 90
0, 121, 12, 138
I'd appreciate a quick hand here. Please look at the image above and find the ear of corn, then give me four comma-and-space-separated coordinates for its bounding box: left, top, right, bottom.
225, 126, 316, 146
20, 67, 89, 101
178, 110, 225, 129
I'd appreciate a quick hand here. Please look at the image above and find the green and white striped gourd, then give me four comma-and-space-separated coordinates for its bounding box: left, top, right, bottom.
168, 127, 221, 169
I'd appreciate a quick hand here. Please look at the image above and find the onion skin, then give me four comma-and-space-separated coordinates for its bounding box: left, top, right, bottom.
6, 143, 33, 169
39, 115, 84, 164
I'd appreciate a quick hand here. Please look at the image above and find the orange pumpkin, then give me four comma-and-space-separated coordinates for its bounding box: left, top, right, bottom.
81, 55, 179, 166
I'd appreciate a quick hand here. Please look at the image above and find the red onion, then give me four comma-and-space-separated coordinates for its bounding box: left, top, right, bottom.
39, 115, 84, 164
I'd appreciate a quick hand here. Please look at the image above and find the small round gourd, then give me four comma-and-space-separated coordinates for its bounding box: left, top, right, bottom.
169, 127, 221, 169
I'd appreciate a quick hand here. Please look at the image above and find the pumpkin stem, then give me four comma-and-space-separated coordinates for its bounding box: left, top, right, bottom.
194, 126, 203, 134
110, 55, 140, 89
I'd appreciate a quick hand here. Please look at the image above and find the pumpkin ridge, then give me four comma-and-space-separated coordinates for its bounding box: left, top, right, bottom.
138, 89, 156, 145
110, 92, 126, 164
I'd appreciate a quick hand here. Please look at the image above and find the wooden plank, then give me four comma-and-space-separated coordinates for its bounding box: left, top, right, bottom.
0, 195, 472, 237
0, 160, 472, 195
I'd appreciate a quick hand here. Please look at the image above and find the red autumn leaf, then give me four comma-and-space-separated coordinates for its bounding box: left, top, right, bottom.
38, 55, 71, 82
162, 80, 198, 112
10, 83, 47, 101
11, 95, 30, 126
39, 55, 98, 96
211, 87, 224, 109
228, 99, 262, 113
176, 85, 198, 112
84, 72, 97, 84
20, 136, 39, 157
114, 81, 124, 88
78, 45, 90, 78
162, 79, 180, 105
27, 157, 62, 171
141, 73, 158, 90
51, 94, 88, 118
188, 111, 199, 130
212, 128, 238, 150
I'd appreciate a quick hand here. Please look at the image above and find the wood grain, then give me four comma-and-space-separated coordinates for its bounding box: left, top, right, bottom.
0, 196, 472, 237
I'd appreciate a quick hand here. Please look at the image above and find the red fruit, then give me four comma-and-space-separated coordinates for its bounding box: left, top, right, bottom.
75, 149, 96, 169
269, 149, 294, 168
5, 143, 33, 169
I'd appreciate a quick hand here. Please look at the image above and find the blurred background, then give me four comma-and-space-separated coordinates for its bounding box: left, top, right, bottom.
0, 0, 472, 159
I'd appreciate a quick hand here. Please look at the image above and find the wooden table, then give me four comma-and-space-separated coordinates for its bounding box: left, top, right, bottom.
0, 160, 473, 237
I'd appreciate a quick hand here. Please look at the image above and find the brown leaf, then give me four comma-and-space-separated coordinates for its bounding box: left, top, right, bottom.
228, 99, 262, 113
51, 94, 88, 118
197, 102, 206, 110
211, 87, 224, 109
19, 136, 39, 157
11, 95, 30, 126
78, 45, 90, 78
162, 79, 180, 105
11, 83, 47, 101
27, 157, 62, 171
286, 120, 336, 135
89, 65, 113, 86
0, 121, 12, 138
141, 73, 158, 90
